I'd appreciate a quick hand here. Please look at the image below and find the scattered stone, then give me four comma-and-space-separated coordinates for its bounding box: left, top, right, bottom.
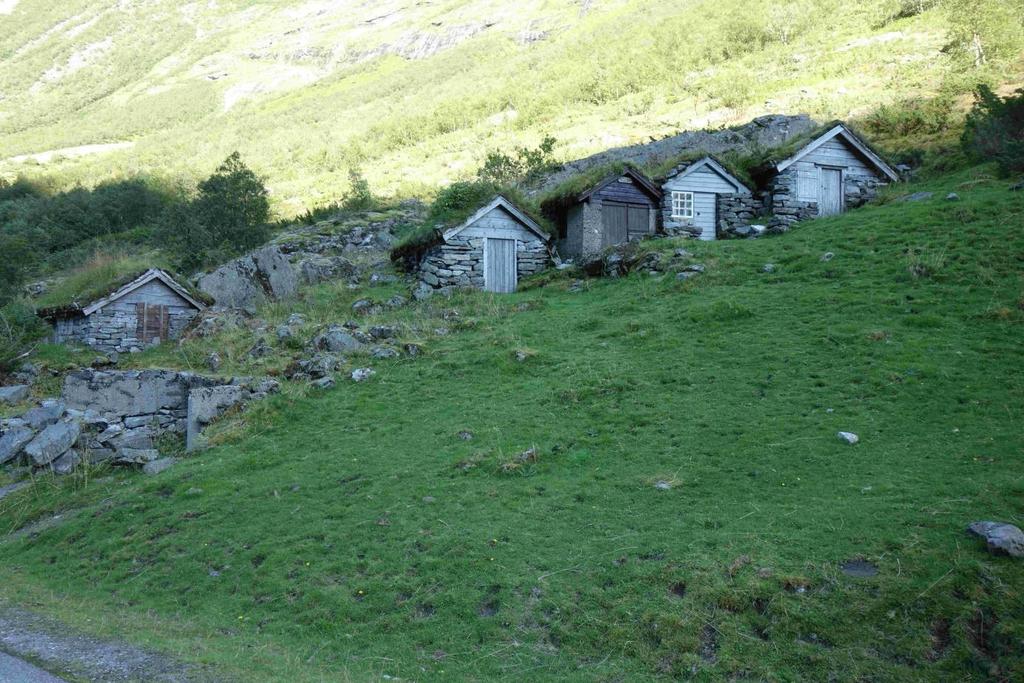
945, 192, 960, 202
24, 420, 80, 466
114, 448, 160, 465
312, 325, 364, 353
762, 263, 776, 273
457, 430, 473, 441
185, 487, 203, 496
369, 272, 398, 285
371, 346, 399, 360
514, 350, 529, 363
351, 368, 375, 382
0, 426, 35, 465
286, 313, 306, 327
311, 377, 335, 390
840, 559, 879, 577
205, 352, 222, 373
386, 295, 408, 309
142, 458, 177, 476
902, 191, 934, 203
673, 249, 693, 258
247, 338, 272, 359
676, 271, 698, 281
682, 263, 706, 273
820, 252, 835, 262
837, 431, 859, 445
403, 343, 422, 358
654, 480, 672, 490
369, 325, 397, 340
967, 521, 1024, 558
351, 299, 378, 315
0, 385, 30, 405
276, 325, 294, 342
51, 449, 81, 475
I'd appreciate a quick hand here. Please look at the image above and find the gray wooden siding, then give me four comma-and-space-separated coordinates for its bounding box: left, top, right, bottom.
664, 166, 740, 194
458, 206, 539, 243
793, 138, 876, 203
692, 193, 717, 240
484, 238, 517, 293
593, 177, 656, 207
105, 280, 195, 314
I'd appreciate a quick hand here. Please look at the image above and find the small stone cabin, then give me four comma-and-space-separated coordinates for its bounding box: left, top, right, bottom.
558, 168, 662, 257
41, 269, 205, 353
763, 123, 899, 229
417, 196, 550, 293
661, 156, 755, 241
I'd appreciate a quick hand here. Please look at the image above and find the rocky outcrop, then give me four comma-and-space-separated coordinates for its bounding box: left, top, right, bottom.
186, 385, 246, 452
198, 246, 298, 313
0, 385, 30, 405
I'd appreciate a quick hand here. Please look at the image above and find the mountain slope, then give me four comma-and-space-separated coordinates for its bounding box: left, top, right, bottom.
1, 165, 1021, 681
0, 0, 964, 214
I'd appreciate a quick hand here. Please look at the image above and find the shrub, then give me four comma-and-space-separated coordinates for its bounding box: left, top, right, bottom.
961, 86, 1024, 176
0, 300, 48, 373
478, 136, 558, 186
0, 234, 38, 306
342, 168, 378, 211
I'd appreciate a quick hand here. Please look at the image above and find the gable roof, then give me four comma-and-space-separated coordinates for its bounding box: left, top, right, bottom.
443, 195, 550, 242
663, 156, 752, 194
81, 269, 205, 316
774, 123, 899, 182
577, 167, 662, 203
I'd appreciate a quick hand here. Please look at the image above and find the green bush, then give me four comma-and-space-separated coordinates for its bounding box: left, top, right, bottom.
0, 234, 38, 306
961, 86, 1024, 176
0, 300, 48, 373
478, 136, 558, 186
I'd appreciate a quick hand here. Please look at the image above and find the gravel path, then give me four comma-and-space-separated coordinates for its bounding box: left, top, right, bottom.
0, 607, 218, 682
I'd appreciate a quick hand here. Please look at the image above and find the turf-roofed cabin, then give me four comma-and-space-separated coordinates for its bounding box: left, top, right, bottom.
661, 156, 755, 241
759, 122, 900, 228
555, 168, 662, 258
39, 269, 205, 354
416, 196, 550, 294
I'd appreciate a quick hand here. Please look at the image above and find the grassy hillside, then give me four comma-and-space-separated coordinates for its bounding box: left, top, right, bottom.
1, 164, 1021, 681
0, 0, 1008, 215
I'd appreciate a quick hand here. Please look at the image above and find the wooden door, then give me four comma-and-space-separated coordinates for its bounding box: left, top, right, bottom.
627, 204, 652, 240
602, 202, 628, 247
484, 238, 517, 293
693, 192, 717, 240
818, 167, 843, 216
136, 303, 169, 344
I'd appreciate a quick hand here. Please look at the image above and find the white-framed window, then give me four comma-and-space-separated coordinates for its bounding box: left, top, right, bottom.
671, 191, 694, 220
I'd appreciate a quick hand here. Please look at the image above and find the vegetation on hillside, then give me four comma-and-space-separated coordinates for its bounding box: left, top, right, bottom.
962, 86, 1024, 176
1, 162, 1022, 680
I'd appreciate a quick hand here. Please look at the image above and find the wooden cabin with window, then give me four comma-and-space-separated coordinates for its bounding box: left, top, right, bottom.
39, 269, 205, 354
661, 156, 753, 241
552, 168, 662, 258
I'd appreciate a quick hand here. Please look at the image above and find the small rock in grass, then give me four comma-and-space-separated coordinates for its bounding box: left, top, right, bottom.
422, 496, 436, 504
840, 559, 879, 577
945, 192, 960, 202
351, 368, 375, 382
676, 271, 697, 281
369, 325, 397, 340
837, 431, 859, 445
371, 346, 399, 360
386, 295, 408, 308
682, 263, 706, 273
457, 430, 473, 441
673, 249, 693, 258
654, 480, 672, 490
276, 325, 293, 341
902, 191, 933, 202
286, 313, 306, 326
51, 449, 81, 475
762, 263, 776, 273
185, 487, 204, 496
403, 343, 422, 358
143, 457, 177, 476
206, 352, 222, 373
820, 252, 835, 262
247, 338, 272, 359
514, 350, 529, 363
967, 521, 1024, 558
311, 377, 335, 390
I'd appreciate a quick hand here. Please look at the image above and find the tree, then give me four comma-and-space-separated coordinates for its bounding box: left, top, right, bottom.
944, 0, 1024, 68
157, 153, 270, 271
962, 86, 1024, 176
0, 234, 38, 306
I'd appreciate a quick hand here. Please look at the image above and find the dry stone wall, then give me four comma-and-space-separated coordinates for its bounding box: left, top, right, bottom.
419, 236, 548, 289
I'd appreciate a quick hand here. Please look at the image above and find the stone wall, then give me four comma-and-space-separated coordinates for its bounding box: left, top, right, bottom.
0, 369, 278, 475
419, 236, 549, 289
716, 194, 766, 235
765, 169, 819, 232
53, 308, 198, 354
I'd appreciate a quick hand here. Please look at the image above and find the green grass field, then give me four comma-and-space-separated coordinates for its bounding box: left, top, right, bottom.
0, 164, 1021, 681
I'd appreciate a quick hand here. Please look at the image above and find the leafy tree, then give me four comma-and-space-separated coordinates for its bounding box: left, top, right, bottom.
478, 136, 558, 186
0, 300, 48, 373
342, 168, 377, 211
943, 0, 1024, 68
158, 153, 270, 271
0, 234, 38, 306
961, 86, 1024, 176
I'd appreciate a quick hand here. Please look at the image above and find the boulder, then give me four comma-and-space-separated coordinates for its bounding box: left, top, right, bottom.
0, 385, 30, 405
24, 420, 80, 466
297, 255, 357, 285
312, 325, 364, 353
371, 346, 399, 359
0, 426, 35, 465
142, 458, 177, 476
369, 325, 397, 340
114, 448, 160, 465
23, 400, 66, 430
247, 338, 272, 359
762, 263, 776, 273
206, 352, 222, 373
402, 343, 422, 358
186, 385, 245, 451
276, 325, 294, 342
967, 521, 1024, 558
311, 377, 336, 390
837, 431, 859, 445
198, 246, 297, 313
945, 192, 960, 202
52, 449, 81, 475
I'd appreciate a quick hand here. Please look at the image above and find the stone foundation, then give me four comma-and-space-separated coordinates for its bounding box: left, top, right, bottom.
419, 236, 549, 289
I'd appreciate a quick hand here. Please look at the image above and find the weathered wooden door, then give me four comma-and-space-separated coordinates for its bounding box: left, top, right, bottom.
693, 192, 717, 240
136, 303, 169, 344
818, 167, 843, 216
602, 202, 629, 247
484, 238, 517, 293
627, 204, 652, 240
